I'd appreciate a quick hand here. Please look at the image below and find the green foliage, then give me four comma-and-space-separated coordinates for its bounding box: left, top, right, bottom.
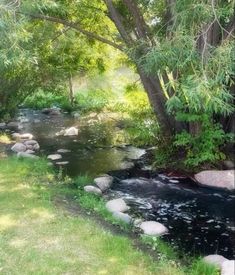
23, 89, 70, 110
112, 85, 160, 146
75, 89, 114, 113
174, 116, 233, 167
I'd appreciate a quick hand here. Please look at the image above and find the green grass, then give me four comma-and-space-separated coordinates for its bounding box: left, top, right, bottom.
0, 158, 219, 274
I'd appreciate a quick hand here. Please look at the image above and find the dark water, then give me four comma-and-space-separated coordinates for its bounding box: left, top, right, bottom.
7, 109, 235, 259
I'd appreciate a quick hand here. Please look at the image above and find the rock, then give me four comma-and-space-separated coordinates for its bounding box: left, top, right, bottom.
57, 149, 71, 153
64, 127, 78, 136
72, 111, 80, 118
94, 176, 113, 191
203, 255, 228, 268
84, 185, 102, 196
0, 122, 6, 129
221, 260, 235, 275
11, 143, 27, 153
112, 212, 132, 224
223, 160, 235, 169
19, 117, 29, 123
25, 150, 35, 154
42, 108, 60, 115
139, 221, 168, 236
24, 140, 40, 150
7, 122, 19, 129
56, 161, 69, 165
33, 119, 41, 123
47, 154, 62, 160
12, 133, 33, 140
17, 152, 39, 159
106, 198, 129, 213
133, 219, 143, 227
195, 170, 235, 190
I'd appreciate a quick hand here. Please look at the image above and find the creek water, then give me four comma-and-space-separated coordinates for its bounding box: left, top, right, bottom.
6, 109, 235, 259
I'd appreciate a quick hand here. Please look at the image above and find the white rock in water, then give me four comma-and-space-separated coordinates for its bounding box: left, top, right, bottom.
203, 255, 228, 268
11, 143, 27, 153
57, 149, 71, 153
56, 161, 69, 165
112, 212, 132, 224
47, 154, 62, 160
106, 198, 129, 213
94, 176, 113, 191
64, 127, 78, 136
195, 170, 235, 190
139, 221, 168, 236
17, 152, 39, 159
221, 260, 235, 275
84, 185, 102, 196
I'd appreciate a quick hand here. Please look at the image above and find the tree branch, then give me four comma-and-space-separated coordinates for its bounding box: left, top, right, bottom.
20, 12, 124, 51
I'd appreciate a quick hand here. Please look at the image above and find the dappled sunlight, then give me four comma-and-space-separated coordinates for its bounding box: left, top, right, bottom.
30, 207, 55, 221
9, 238, 28, 248
0, 214, 17, 231
107, 257, 118, 263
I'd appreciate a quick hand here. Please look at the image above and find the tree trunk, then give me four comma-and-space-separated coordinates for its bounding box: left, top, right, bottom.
68, 74, 74, 106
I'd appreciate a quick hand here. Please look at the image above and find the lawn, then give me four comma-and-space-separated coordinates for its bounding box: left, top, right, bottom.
0, 158, 217, 275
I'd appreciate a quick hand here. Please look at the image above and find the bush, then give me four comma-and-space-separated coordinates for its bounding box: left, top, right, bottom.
75, 89, 114, 113
23, 89, 71, 110
174, 116, 233, 168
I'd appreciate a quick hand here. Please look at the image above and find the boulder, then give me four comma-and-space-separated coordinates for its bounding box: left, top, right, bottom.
94, 176, 113, 191
112, 212, 132, 224
64, 127, 78, 136
11, 143, 27, 153
139, 221, 168, 236
24, 140, 40, 151
47, 154, 62, 160
84, 185, 102, 196
57, 149, 71, 153
72, 111, 80, 118
33, 119, 41, 123
221, 260, 235, 275
106, 198, 129, 213
195, 170, 235, 190
203, 255, 227, 268
17, 152, 39, 159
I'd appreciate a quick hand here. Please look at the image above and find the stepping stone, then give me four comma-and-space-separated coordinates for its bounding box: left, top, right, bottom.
84, 185, 102, 196
47, 154, 62, 160
106, 198, 129, 213
94, 176, 113, 191
139, 221, 168, 236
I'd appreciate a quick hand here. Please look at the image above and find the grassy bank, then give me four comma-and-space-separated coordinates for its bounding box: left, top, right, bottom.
0, 157, 218, 274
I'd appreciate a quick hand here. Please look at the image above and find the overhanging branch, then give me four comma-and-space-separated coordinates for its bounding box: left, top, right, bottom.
20, 12, 124, 51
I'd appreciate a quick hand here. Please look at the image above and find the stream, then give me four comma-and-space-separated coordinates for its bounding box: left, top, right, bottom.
4, 109, 235, 259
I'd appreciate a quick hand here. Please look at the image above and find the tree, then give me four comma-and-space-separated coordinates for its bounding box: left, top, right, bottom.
16, 0, 234, 137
